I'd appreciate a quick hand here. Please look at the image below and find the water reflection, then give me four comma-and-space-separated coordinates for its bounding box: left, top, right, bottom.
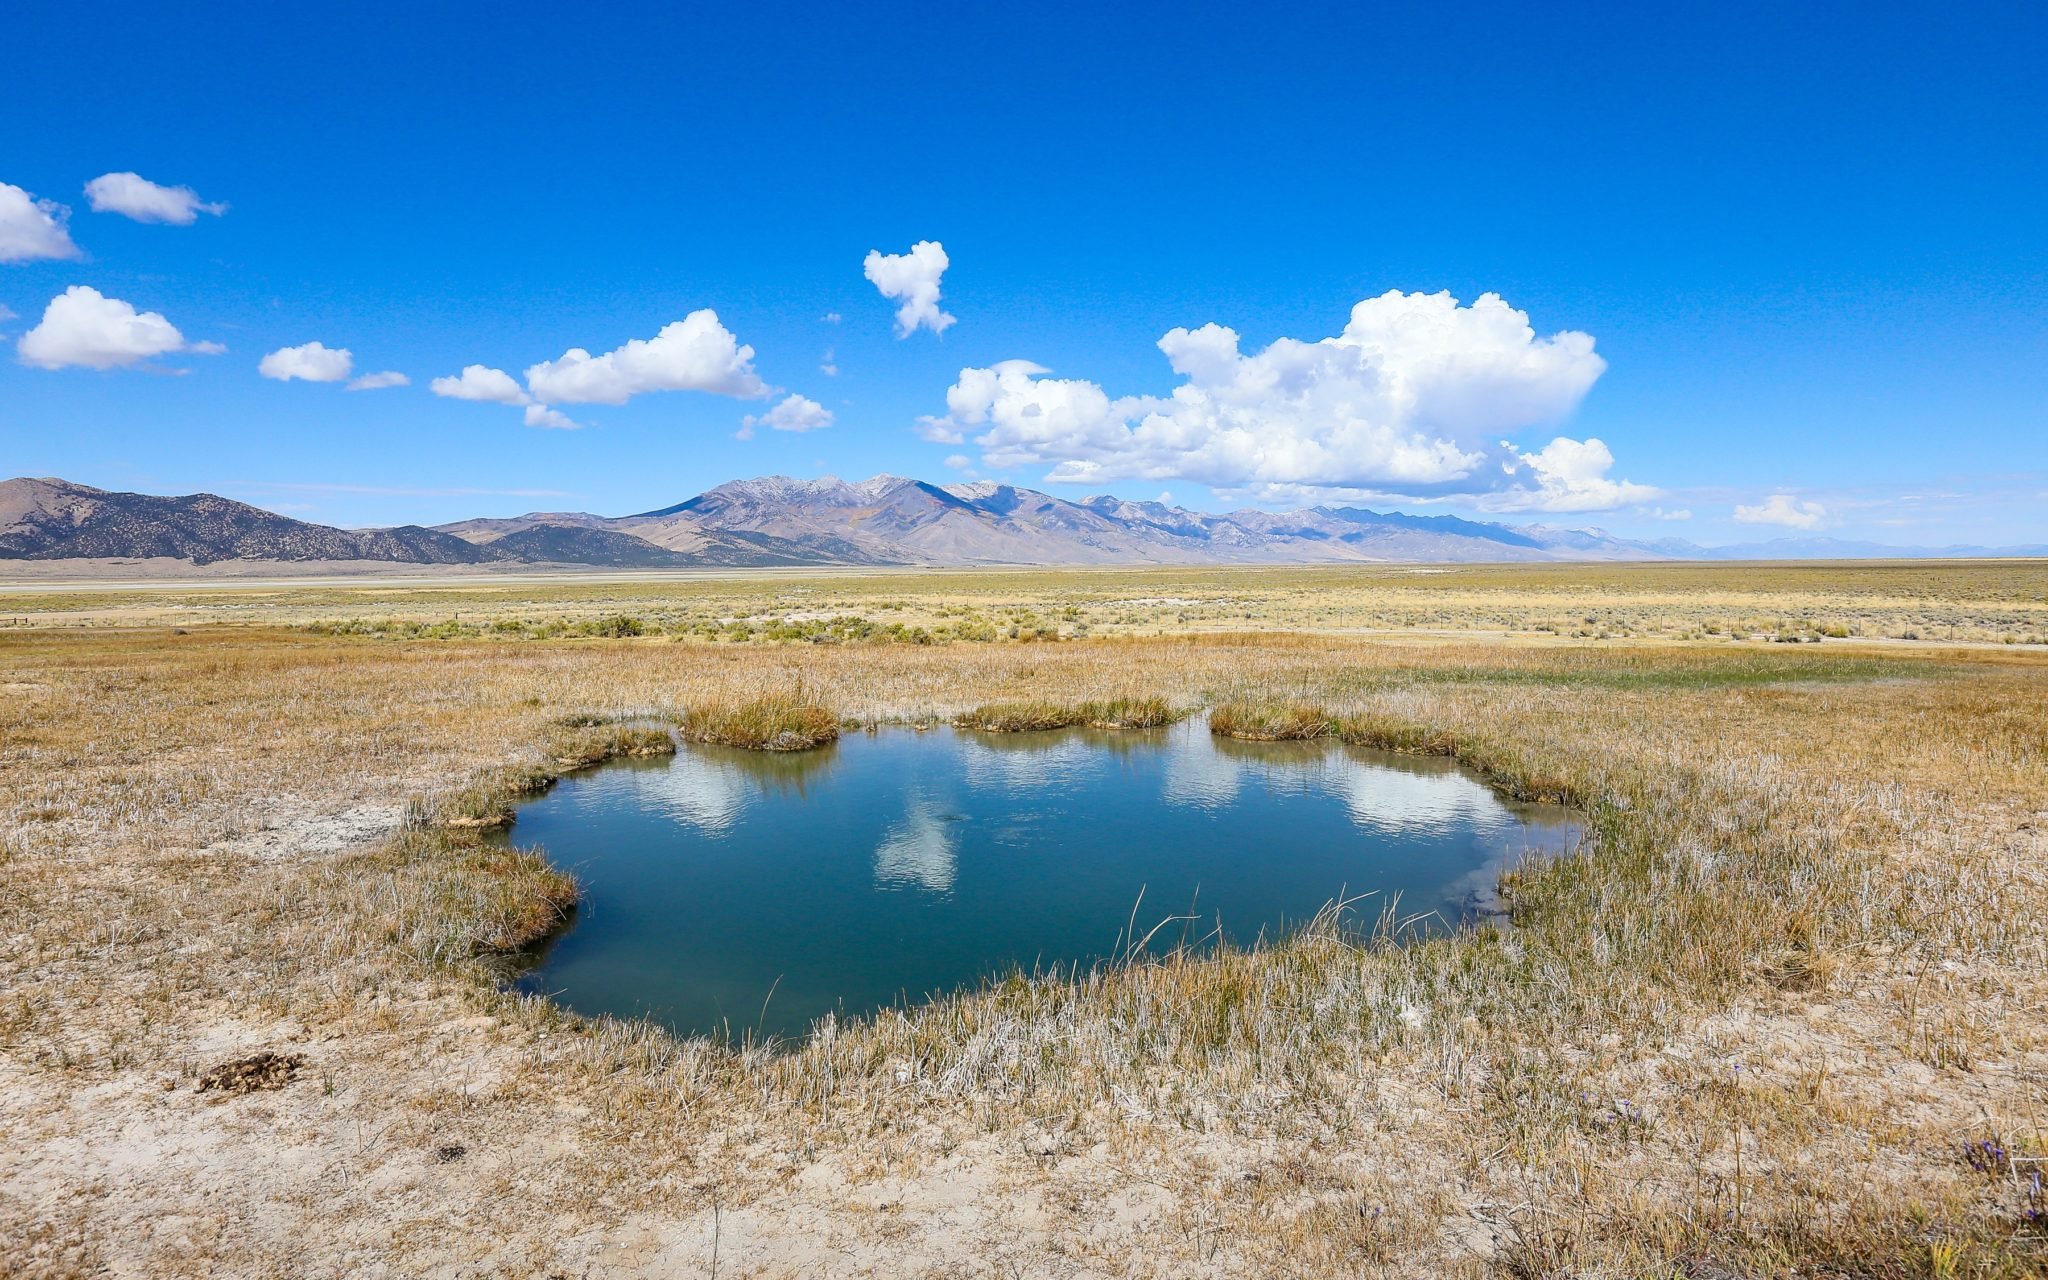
1158, 727, 1255, 809
624, 721, 1570, 894
504, 716, 1581, 1040
636, 740, 840, 835
640, 748, 752, 834
1195, 737, 1510, 835
874, 792, 962, 893
958, 729, 1145, 791
1159, 730, 1538, 835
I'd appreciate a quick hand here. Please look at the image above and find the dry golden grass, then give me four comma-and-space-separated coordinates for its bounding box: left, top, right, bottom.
956, 695, 1177, 731
678, 687, 840, 751
10, 558, 2048, 648
2, 565, 2046, 1276
1208, 697, 1335, 740
542, 718, 677, 767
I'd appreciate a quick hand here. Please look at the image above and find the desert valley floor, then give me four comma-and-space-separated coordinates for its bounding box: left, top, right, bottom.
3, 561, 2045, 1278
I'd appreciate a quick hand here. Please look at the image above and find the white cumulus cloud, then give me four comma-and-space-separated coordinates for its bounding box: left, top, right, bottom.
524, 404, 583, 430
430, 364, 530, 404
863, 240, 955, 337
921, 290, 1636, 510
737, 394, 834, 439
346, 370, 409, 391
17, 285, 216, 370
1733, 494, 1826, 529
83, 172, 227, 225
1487, 436, 1659, 513
258, 340, 353, 383
524, 310, 766, 405
0, 183, 81, 263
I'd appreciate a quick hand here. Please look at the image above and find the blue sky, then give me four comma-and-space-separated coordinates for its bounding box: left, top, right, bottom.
2, 0, 2043, 545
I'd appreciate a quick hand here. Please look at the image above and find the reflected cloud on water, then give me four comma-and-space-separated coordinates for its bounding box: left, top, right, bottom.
633, 750, 753, 835
1321, 754, 1510, 839
506, 716, 1586, 1040
874, 792, 963, 893
630, 740, 843, 836
598, 719, 1575, 908
958, 730, 1115, 791
1165, 723, 1577, 851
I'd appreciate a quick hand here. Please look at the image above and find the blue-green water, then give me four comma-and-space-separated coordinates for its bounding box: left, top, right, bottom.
504, 720, 1579, 1041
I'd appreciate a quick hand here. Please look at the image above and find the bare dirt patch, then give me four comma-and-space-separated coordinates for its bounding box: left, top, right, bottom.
196, 1053, 306, 1097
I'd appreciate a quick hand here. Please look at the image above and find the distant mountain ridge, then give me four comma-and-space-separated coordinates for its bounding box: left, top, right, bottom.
607, 474, 1668, 566
1645, 534, 2048, 560
0, 477, 493, 566
3, 474, 2042, 571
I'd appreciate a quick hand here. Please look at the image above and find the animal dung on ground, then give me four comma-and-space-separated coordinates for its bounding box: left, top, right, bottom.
196, 1052, 307, 1096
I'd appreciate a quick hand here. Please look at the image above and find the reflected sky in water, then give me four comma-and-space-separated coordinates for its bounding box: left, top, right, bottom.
873, 791, 962, 892
506, 719, 1579, 1041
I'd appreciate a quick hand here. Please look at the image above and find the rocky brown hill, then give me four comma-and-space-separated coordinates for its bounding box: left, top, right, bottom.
0, 478, 808, 569
0, 478, 500, 566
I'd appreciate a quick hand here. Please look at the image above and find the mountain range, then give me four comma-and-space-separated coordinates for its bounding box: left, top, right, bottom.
2, 475, 2042, 571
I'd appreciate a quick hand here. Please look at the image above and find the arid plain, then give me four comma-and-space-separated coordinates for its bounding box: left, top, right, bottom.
4, 561, 2046, 1278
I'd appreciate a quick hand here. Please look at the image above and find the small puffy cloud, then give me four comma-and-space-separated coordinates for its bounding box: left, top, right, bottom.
18, 285, 214, 370
919, 357, 1129, 451
1484, 436, 1660, 513
346, 370, 409, 391
820, 347, 838, 377
762, 394, 834, 432
1733, 493, 1826, 529
431, 364, 529, 404
737, 394, 834, 440
83, 172, 227, 225
0, 183, 81, 263
524, 404, 583, 430
0, 304, 15, 323
525, 309, 767, 405
922, 290, 1639, 510
821, 311, 842, 324
863, 240, 955, 336
258, 340, 353, 383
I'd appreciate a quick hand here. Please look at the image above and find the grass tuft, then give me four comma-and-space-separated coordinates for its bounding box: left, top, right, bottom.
957, 695, 1176, 732
438, 762, 557, 828
1208, 698, 1334, 740
1334, 710, 1583, 805
680, 689, 840, 751
542, 721, 676, 768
